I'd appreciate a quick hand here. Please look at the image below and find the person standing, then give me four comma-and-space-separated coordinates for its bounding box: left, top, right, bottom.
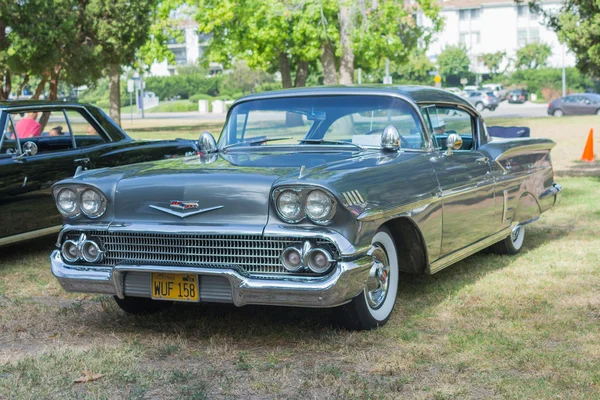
15, 112, 42, 138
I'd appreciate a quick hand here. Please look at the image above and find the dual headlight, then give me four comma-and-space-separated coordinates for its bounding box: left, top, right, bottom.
273, 187, 337, 224
53, 186, 107, 219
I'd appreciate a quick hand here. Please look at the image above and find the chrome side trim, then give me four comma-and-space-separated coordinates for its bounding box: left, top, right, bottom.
428, 226, 512, 274
357, 194, 438, 222
0, 225, 62, 247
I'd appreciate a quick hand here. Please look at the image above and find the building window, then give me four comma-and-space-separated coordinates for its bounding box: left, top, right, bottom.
517, 5, 527, 16
459, 33, 468, 44
529, 28, 539, 42
517, 29, 528, 47
529, 8, 538, 20
471, 32, 480, 44
459, 9, 469, 20
470, 9, 481, 19
517, 28, 540, 47
171, 48, 187, 65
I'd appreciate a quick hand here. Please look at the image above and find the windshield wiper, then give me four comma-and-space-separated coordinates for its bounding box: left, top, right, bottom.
299, 139, 365, 151
222, 137, 293, 151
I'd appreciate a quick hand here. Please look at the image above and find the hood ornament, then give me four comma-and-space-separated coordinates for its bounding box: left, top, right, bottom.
150, 201, 223, 218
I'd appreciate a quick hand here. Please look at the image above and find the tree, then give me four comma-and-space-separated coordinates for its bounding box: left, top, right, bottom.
192, 0, 442, 87
437, 45, 471, 80
515, 42, 552, 69
86, 0, 159, 126
479, 51, 506, 75
526, 0, 600, 77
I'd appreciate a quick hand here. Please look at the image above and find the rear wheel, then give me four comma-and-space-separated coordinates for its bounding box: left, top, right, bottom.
113, 296, 173, 315
596, 109, 600, 116
475, 102, 484, 112
489, 225, 525, 255
553, 109, 564, 117
337, 228, 399, 330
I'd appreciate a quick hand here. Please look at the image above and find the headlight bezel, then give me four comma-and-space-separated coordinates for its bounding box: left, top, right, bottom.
272, 186, 338, 225
52, 185, 108, 219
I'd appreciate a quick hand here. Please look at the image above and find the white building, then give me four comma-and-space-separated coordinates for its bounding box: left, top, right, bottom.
149, 19, 221, 77
419, 0, 575, 75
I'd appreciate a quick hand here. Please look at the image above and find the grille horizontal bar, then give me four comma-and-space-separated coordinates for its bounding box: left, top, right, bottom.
64, 231, 337, 276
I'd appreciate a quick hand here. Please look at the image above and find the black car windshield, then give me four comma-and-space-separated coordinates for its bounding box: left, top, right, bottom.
219, 95, 427, 150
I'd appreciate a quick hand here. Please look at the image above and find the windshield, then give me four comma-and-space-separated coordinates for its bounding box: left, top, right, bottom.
219, 95, 427, 150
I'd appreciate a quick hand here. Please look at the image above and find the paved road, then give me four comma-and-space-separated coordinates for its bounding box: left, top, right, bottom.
126, 101, 549, 122
480, 101, 548, 119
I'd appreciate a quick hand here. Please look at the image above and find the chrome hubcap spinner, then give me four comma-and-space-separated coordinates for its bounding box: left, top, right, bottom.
366, 245, 391, 309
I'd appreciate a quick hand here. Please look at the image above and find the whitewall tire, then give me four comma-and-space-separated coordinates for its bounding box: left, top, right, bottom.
490, 225, 525, 255
338, 227, 399, 330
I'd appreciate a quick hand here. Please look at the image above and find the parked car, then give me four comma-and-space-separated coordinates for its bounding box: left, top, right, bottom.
548, 93, 600, 117
508, 89, 529, 104
466, 90, 500, 111
463, 85, 480, 92
482, 84, 507, 101
49, 86, 561, 330
0, 101, 198, 246
443, 87, 466, 97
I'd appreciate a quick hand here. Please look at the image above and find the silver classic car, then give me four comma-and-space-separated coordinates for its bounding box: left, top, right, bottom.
49, 86, 561, 330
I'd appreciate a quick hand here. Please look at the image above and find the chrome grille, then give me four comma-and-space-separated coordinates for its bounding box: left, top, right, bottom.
64, 231, 337, 276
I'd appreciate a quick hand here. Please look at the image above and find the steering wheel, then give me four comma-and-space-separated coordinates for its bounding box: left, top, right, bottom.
364, 128, 410, 148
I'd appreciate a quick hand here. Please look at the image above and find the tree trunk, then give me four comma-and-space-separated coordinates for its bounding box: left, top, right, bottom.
0, 70, 11, 100
320, 43, 337, 85
31, 75, 48, 100
16, 74, 29, 100
39, 68, 61, 130
108, 63, 121, 126
338, 4, 355, 85
294, 60, 309, 87
279, 52, 293, 89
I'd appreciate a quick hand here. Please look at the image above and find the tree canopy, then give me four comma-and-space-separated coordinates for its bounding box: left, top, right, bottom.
527, 0, 600, 77
191, 0, 442, 87
515, 42, 552, 70
437, 45, 471, 80
479, 51, 506, 75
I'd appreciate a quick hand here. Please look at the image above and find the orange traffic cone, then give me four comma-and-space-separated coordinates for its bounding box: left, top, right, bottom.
581, 128, 595, 162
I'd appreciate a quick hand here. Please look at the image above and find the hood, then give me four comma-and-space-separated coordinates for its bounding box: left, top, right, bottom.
111, 151, 366, 228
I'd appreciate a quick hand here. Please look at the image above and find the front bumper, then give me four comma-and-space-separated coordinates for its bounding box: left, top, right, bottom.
50, 250, 374, 308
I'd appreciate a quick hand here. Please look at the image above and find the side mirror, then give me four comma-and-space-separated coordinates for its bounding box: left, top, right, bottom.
381, 125, 400, 152
15, 141, 38, 160
445, 133, 463, 156
198, 131, 217, 154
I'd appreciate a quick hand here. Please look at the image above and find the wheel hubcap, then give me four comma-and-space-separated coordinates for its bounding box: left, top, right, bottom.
366, 245, 390, 309
511, 226, 521, 243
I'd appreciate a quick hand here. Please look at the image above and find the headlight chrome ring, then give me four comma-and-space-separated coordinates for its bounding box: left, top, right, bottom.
79, 188, 107, 218
305, 189, 336, 224
56, 188, 80, 217
275, 189, 304, 223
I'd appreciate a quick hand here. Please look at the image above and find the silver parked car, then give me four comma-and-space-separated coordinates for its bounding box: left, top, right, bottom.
482, 84, 507, 101
49, 86, 561, 330
467, 90, 500, 111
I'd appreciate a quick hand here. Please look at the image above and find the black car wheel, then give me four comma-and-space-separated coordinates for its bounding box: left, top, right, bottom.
113, 296, 173, 314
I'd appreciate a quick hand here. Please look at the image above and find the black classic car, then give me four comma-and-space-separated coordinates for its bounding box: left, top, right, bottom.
50, 87, 561, 330
0, 101, 198, 246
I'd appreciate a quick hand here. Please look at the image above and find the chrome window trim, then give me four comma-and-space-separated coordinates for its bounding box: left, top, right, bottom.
224, 91, 438, 152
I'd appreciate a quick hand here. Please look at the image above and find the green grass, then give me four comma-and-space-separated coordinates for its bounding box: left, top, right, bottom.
0, 118, 599, 398
1, 177, 598, 399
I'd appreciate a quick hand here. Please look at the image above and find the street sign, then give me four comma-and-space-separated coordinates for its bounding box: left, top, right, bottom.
460, 78, 468, 85
127, 80, 134, 93
383, 76, 392, 84
434, 75, 441, 84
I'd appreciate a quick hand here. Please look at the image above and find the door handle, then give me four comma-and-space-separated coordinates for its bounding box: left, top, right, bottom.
476, 157, 489, 164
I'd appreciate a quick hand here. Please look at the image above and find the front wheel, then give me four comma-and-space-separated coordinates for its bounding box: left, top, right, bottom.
490, 225, 525, 255
475, 102, 484, 112
337, 228, 399, 330
596, 109, 600, 116
553, 109, 564, 117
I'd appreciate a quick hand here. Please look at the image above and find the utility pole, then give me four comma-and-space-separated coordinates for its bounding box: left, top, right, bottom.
561, 45, 566, 97
140, 72, 145, 119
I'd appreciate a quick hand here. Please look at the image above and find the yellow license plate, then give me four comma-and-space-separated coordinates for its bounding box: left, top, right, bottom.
151, 273, 199, 302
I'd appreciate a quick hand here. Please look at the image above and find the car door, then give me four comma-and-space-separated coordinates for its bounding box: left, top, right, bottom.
425, 105, 496, 256
1, 109, 89, 239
